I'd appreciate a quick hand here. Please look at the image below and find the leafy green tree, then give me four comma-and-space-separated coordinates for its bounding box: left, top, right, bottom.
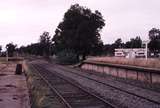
53, 4, 105, 60
148, 28, 160, 55
40, 31, 52, 56
104, 38, 124, 55
6, 43, 17, 57
18, 43, 42, 56
114, 38, 123, 48
125, 36, 142, 48
103, 44, 115, 56
17, 32, 52, 56
0, 45, 2, 53
103, 37, 142, 55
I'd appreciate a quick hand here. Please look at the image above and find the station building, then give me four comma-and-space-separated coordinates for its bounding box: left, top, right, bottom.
114, 48, 146, 58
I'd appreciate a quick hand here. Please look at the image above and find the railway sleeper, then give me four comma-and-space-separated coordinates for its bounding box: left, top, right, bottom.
63, 93, 90, 98
54, 87, 82, 93
70, 101, 107, 108
66, 97, 101, 103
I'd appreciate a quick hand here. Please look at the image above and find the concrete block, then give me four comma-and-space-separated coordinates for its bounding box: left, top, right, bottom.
152, 73, 160, 84
87, 64, 91, 70
81, 64, 86, 69
110, 68, 118, 76
93, 65, 98, 71
118, 68, 127, 78
81, 62, 160, 84
127, 70, 137, 80
88, 64, 91, 70
97, 66, 104, 73
138, 72, 151, 83
104, 67, 110, 75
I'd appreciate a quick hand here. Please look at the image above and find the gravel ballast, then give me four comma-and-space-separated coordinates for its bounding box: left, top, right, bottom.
35, 60, 160, 108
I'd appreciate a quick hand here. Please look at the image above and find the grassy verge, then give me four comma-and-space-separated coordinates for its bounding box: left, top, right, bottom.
87, 56, 160, 69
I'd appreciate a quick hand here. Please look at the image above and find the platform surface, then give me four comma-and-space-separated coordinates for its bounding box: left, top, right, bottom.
0, 63, 30, 108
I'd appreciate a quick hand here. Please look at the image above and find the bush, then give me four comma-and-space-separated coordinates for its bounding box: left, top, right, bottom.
15, 64, 22, 75
56, 49, 79, 65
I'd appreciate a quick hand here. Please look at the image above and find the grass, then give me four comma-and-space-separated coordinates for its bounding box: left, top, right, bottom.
0, 57, 24, 64
86, 56, 160, 69
0, 57, 7, 62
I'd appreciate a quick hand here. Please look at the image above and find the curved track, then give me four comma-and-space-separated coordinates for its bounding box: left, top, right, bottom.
45, 63, 160, 105
0, 65, 8, 76
30, 63, 117, 108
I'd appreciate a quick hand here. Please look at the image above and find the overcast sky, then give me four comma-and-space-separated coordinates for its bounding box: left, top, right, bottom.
0, 0, 160, 50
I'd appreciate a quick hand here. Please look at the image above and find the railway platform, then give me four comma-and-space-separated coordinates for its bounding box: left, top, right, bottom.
0, 63, 30, 108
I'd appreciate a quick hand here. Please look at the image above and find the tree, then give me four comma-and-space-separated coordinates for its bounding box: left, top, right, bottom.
39, 31, 52, 56
53, 4, 105, 60
17, 32, 52, 56
114, 38, 123, 48
148, 28, 160, 55
0, 45, 2, 53
6, 43, 17, 57
103, 44, 115, 56
104, 38, 124, 55
125, 36, 142, 48
18, 43, 42, 56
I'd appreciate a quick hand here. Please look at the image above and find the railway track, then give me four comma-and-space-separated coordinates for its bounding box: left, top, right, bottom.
0, 65, 7, 71
0, 65, 8, 76
30, 63, 117, 108
42, 62, 160, 106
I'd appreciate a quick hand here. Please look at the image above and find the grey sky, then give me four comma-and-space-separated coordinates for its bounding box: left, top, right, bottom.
0, 0, 160, 50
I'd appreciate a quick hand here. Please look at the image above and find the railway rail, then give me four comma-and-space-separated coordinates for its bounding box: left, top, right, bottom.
30, 63, 117, 108
81, 61, 160, 93
0, 65, 8, 76
42, 62, 160, 106
0, 65, 7, 71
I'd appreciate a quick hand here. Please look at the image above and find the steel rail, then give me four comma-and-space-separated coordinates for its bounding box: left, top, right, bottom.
34, 63, 118, 108
29, 64, 73, 108
0, 66, 7, 71
0, 65, 8, 76
47, 63, 160, 105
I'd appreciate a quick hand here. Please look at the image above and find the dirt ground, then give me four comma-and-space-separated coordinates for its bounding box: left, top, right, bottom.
0, 63, 30, 108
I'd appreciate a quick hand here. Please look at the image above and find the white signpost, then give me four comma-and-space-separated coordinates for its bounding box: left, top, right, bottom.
6, 46, 8, 62
142, 40, 150, 60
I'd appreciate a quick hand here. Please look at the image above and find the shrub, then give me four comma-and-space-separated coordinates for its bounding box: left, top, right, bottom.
56, 49, 79, 65
15, 64, 22, 75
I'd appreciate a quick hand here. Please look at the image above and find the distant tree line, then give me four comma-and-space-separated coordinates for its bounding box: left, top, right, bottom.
104, 36, 142, 55
0, 4, 159, 60
6, 43, 17, 57
18, 31, 53, 57
17, 4, 105, 62
0, 45, 2, 53
104, 28, 160, 56
16, 27, 159, 58
0, 43, 17, 57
